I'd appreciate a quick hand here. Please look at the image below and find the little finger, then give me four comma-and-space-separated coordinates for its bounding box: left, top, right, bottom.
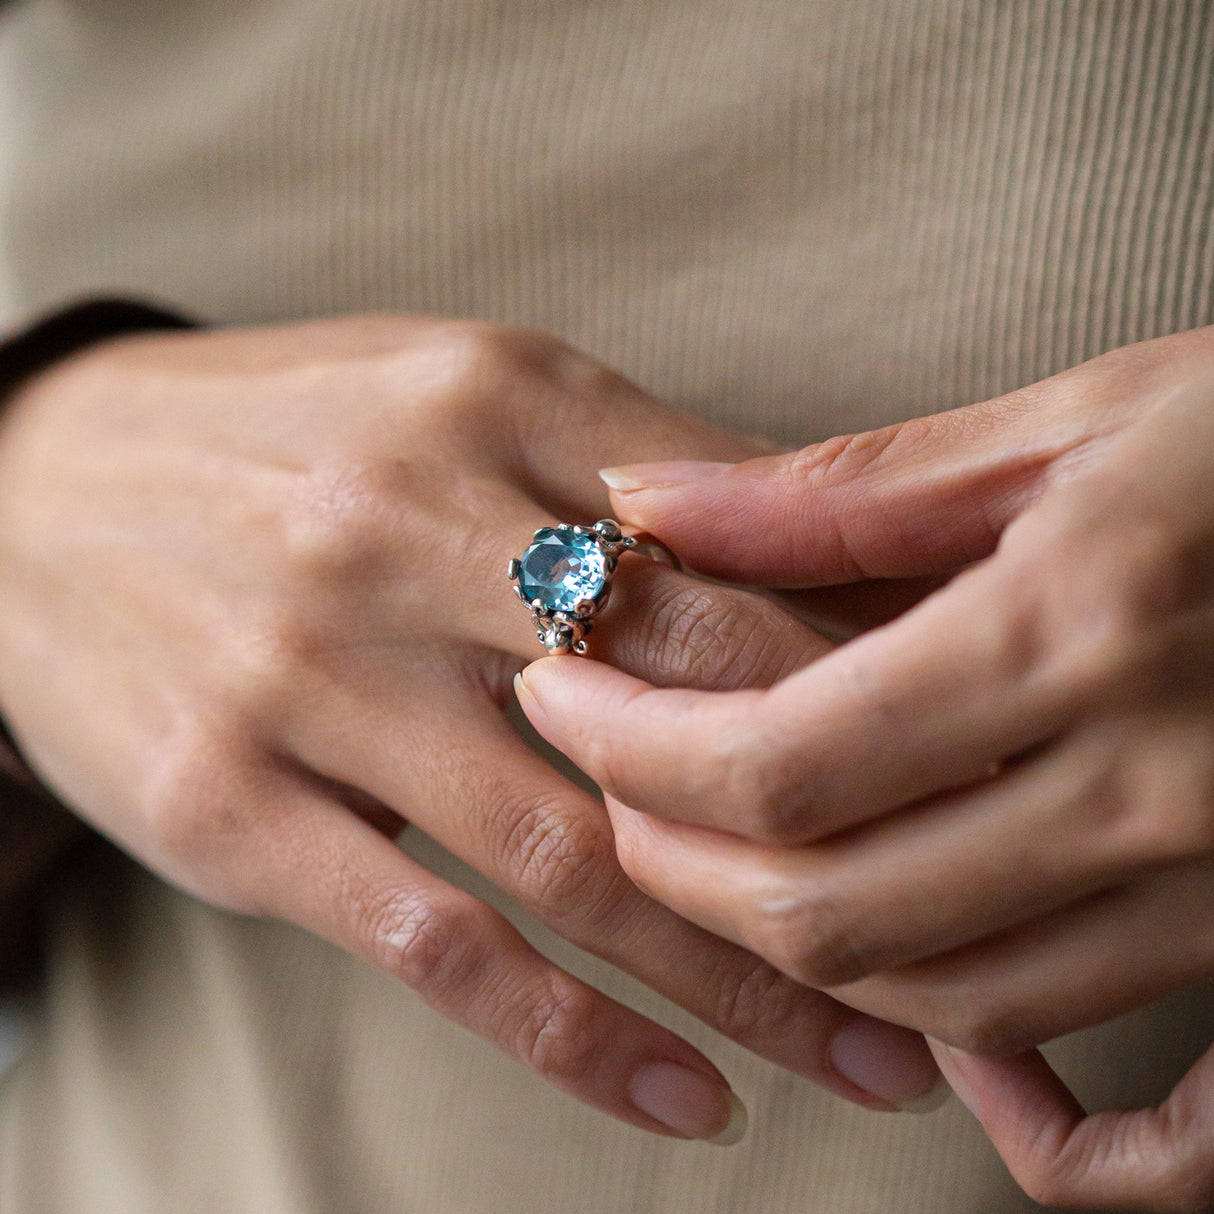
242, 775, 747, 1141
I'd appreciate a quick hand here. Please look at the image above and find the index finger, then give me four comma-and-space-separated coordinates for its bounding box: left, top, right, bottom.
516, 561, 1065, 843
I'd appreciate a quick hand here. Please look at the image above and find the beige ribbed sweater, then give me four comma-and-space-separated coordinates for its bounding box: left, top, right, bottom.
0, 2, 1212, 1212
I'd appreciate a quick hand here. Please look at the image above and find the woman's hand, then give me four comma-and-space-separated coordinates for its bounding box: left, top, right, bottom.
0, 314, 942, 1140
516, 325, 1214, 1203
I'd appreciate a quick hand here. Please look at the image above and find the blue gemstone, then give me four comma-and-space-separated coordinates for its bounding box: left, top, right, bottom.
518, 528, 607, 613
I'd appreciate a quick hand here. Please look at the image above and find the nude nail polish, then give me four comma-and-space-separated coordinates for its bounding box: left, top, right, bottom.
598, 461, 735, 491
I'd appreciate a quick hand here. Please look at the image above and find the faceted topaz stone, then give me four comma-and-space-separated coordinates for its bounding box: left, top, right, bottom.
518, 527, 608, 613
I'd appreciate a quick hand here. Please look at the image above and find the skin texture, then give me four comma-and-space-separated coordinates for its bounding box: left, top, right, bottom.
518, 324, 1214, 1208
0, 314, 942, 1141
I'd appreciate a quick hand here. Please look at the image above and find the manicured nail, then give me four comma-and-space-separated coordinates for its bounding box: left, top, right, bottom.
925, 1037, 979, 1115
599, 461, 735, 491
513, 670, 546, 725
829, 1018, 950, 1114
710, 1091, 750, 1146
895, 1077, 953, 1114
629, 1061, 748, 1145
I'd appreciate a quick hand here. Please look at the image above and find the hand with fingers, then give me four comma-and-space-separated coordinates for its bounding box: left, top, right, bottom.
517, 323, 1214, 1210
0, 314, 944, 1144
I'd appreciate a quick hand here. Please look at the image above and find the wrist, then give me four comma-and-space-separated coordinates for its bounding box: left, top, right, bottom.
0, 297, 197, 409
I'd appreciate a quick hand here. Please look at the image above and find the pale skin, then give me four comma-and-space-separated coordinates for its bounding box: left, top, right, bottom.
517, 325, 1214, 1210
0, 314, 946, 1145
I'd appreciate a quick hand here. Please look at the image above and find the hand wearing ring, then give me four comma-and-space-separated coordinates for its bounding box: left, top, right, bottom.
508, 519, 678, 655
0, 315, 939, 1143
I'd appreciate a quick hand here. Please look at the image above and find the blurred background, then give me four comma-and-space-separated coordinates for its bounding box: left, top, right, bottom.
0, 6, 29, 1076
0, 8, 15, 322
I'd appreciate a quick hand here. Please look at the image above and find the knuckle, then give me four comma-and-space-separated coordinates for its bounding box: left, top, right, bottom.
784, 415, 989, 562
1012, 1151, 1129, 1212
625, 575, 803, 692
1065, 734, 1214, 870
753, 884, 875, 988
1016, 1166, 1075, 1210
1014, 1139, 1214, 1214
983, 572, 1054, 685
424, 321, 563, 403
431, 323, 510, 399
138, 726, 246, 863
516, 982, 605, 1088
785, 424, 904, 490
225, 605, 353, 732
554, 349, 638, 399
783, 429, 909, 580
1050, 612, 1146, 709
463, 325, 610, 402
1119, 783, 1214, 869
484, 324, 571, 379
716, 730, 814, 845
383, 320, 600, 442
936, 997, 1039, 1057
1135, 736, 1214, 860
579, 726, 629, 796
1036, 514, 1204, 708
631, 581, 737, 680
496, 790, 620, 927
366, 888, 483, 997
709, 956, 820, 1046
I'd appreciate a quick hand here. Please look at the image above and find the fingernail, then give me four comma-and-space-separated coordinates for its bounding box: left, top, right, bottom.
629, 1061, 748, 1145
710, 1091, 750, 1146
599, 461, 735, 491
829, 1018, 950, 1114
894, 1077, 953, 1114
513, 670, 547, 725
925, 1037, 979, 1115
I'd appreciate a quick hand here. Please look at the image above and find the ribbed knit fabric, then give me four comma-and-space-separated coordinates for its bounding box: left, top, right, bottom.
0, 3, 1212, 1212
4, 1, 1213, 444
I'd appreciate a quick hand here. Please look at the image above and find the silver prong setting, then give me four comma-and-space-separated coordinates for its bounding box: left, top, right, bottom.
511, 517, 670, 659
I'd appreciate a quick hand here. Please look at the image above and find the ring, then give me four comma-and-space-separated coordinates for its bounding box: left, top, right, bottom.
507, 519, 678, 655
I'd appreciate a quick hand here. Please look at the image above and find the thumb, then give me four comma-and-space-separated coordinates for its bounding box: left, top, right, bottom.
600, 393, 1070, 588
928, 1038, 1214, 1211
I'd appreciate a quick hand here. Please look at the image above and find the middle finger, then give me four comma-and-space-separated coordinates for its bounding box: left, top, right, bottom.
603, 730, 1159, 991
287, 670, 938, 1110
